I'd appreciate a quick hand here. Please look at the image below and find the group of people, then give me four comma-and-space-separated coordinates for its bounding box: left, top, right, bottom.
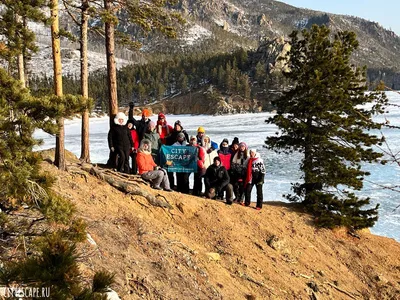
107, 105, 266, 210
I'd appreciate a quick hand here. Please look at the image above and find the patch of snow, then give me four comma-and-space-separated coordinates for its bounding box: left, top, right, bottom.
27, 43, 130, 77
294, 18, 308, 29
181, 24, 212, 46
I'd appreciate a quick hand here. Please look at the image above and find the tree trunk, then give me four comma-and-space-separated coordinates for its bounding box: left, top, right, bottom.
104, 0, 118, 127
79, 0, 90, 163
16, 14, 26, 88
51, 0, 65, 171
303, 117, 313, 205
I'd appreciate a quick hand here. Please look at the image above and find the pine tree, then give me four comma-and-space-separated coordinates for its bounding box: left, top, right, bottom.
266, 25, 388, 229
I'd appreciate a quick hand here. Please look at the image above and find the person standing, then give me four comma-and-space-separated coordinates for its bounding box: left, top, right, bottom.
108, 112, 134, 173
230, 142, 249, 203
157, 112, 173, 144
172, 132, 189, 193
127, 120, 139, 174
188, 136, 206, 196
218, 138, 232, 171
244, 149, 266, 210
143, 121, 162, 164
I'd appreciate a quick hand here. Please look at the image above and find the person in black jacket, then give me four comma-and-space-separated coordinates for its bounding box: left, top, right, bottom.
204, 156, 234, 205
108, 112, 134, 173
128, 102, 151, 143
166, 120, 189, 146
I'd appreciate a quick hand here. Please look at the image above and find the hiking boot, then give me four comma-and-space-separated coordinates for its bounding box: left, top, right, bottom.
152, 186, 162, 190
164, 188, 173, 192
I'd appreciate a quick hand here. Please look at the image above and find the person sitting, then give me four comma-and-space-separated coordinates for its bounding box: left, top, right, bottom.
204, 156, 233, 205
136, 139, 172, 191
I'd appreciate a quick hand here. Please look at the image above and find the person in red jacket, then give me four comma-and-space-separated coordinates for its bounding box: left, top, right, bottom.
188, 136, 206, 196
218, 138, 232, 171
244, 149, 266, 210
136, 139, 172, 191
157, 112, 173, 144
127, 120, 139, 174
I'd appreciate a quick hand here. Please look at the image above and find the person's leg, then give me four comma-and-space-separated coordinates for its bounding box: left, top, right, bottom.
116, 148, 124, 172
224, 183, 234, 204
160, 168, 171, 190
168, 172, 175, 188
238, 179, 245, 202
192, 172, 203, 196
130, 152, 137, 175
122, 149, 130, 174
244, 183, 253, 206
182, 173, 190, 194
256, 183, 263, 209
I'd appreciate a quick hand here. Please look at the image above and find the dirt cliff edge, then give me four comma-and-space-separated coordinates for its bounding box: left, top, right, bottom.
43, 157, 400, 299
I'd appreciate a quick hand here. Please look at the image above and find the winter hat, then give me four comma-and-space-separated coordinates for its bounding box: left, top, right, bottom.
197, 126, 205, 133
174, 120, 182, 128
127, 119, 136, 129
114, 112, 128, 125
142, 108, 151, 117
189, 135, 197, 143
139, 138, 152, 151
213, 156, 221, 163
222, 138, 229, 145
249, 149, 259, 158
177, 132, 185, 140
239, 142, 247, 149
158, 112, 166, 119
148, 121, 156, 129
232, 137, 239, 145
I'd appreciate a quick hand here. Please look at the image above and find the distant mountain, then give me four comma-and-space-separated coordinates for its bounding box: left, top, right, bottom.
28, 0, 400, 81
135, 0, 400, 70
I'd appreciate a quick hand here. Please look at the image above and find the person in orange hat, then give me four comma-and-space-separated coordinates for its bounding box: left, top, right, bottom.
135, 108, 152, 143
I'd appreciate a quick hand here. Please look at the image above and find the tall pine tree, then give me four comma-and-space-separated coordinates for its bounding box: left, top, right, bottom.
266, 25, 388, 229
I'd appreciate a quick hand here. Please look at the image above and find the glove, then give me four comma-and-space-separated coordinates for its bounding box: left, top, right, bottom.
111, 147, 115, 152
129, 101, 135, 108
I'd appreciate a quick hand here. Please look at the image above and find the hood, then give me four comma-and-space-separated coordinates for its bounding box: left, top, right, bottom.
114, 112, 128, 126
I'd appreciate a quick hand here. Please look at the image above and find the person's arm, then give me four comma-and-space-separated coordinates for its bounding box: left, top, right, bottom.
107, 129, 114, 151
128, 102, 135, 120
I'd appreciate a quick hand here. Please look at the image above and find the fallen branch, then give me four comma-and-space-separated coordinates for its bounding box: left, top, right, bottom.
324, 281, 359, 299
239, 272, 265, 287
80, 164, 172, 209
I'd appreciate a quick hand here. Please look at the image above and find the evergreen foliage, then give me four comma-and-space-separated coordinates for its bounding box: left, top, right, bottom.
0, 68, 92, 209
30, 49, 256, 107
0, 67, 111, 298
0, 233, 114, 299
266, 25, 388, 229
0, 0, 48, 79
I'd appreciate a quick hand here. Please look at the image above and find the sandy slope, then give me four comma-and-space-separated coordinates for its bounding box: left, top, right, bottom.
42, 159, 400, 300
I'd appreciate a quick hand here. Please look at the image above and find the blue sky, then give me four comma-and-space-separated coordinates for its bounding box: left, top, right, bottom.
279, 0, 400, 35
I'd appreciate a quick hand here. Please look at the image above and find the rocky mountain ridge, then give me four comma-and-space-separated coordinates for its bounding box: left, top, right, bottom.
27, 0, 400, 78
